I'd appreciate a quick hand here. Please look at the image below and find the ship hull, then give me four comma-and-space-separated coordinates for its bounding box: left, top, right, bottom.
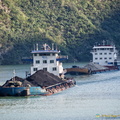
65, 67, 91, 75
0, 80, 76, 97
0, 87, 48, 96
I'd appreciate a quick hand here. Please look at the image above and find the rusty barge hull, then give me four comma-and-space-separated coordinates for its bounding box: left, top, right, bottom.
65, 63, 120, 75
91, 65, 120, 74
65, 67, 91, 75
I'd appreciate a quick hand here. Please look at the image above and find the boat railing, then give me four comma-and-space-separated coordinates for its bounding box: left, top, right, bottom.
45, 82, 66, 89
117, 61, 120, 65
57, 55, 68, 59
90, 50, 97, 52
45, 79, 74, 89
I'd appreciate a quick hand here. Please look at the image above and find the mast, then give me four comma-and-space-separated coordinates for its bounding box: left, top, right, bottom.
36, 43, 38, 51
12, 69, 16, 82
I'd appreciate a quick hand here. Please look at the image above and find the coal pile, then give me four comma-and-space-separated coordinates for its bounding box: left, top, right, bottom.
84, 63, 108, 71
2, 76, 35, 88
26, 70, 64, 87
2, 70, 65, 88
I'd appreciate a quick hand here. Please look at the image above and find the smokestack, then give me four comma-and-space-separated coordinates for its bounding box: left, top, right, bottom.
52, 43, 54, 50
36, 43, 38, 51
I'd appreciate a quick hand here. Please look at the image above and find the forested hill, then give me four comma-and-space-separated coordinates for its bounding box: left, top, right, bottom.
0, 0, 120, 64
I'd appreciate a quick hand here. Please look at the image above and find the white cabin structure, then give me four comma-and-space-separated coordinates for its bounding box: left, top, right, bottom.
91, 42, 119, 66
31, 43, 67, 76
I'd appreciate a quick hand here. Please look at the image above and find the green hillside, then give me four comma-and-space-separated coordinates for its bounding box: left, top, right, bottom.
0, 0, 120, 64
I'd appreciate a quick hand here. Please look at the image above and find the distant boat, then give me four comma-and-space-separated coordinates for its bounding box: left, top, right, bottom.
91, 41, 120, 69
65, 41, 120, 75
65, 65, 91, 75
84, 41, 120, 74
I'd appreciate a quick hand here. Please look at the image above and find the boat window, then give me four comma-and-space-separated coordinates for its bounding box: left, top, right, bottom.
104, 58, 107, 59
100, 53, 102, 55
43, 54, 47, 56
43, 68, 47, 71
109, 53, 112, 55
46, 53, 50, 56
36, 60, 39, 64
39, 53, 50, 56
52, 53, 55, 56
43, 60, 47, 63
34, 53, 37, 56
94, 62, 99, 64
95, 58, 98, 60
104, 53, 107, 55
110, 48, 113, 52
53, 67, 57, 71
50, 60, 54, 63
100, 58, 102, 60
33, 68, 37, 71
94, 49, 97, 52
100, 48, 105, 50
109, 57, 112, 59
95, 53, 97, 55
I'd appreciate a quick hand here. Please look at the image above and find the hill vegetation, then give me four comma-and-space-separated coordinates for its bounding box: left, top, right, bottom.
0, 0, 120, 64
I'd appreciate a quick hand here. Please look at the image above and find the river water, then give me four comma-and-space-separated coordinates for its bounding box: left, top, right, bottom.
0, 63, 120, 120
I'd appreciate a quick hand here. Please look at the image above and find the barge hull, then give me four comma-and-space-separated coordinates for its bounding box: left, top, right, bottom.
0, 87, 48, 96
0, 80, 76, 97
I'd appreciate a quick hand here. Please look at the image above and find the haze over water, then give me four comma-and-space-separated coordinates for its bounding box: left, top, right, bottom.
0, 63, 120, 120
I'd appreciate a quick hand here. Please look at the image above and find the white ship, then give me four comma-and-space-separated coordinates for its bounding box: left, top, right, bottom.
91, 41, 120, 67
31, 43, 68, 76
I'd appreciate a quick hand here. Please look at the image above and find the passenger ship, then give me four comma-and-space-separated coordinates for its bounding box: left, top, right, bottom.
91, 41, 120, 68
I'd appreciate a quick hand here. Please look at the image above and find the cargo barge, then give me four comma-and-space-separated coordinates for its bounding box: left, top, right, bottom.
0, 43, 76, 96
65, 41, 120, 75
0, 70, 75, 96
90, 41, 120, 73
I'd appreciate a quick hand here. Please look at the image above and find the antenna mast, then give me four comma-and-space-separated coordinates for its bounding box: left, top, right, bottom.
12, 69, 16, 82
52, 43, 54, 50
36, 43, 38, 51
